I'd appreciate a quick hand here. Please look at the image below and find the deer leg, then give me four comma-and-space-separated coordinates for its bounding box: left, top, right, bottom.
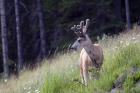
80, 67, 84, 84
83, 67, 89, 86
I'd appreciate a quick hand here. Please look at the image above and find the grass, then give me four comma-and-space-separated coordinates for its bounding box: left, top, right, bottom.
1, 26, 140, 93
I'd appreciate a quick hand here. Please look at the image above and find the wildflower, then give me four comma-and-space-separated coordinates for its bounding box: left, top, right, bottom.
120, 41, 123, 44
35, 90, 40, 93
28, 87, 31, 90
24, 87, 26, 90
132, 37, 136, 40
4, 79, 7, 83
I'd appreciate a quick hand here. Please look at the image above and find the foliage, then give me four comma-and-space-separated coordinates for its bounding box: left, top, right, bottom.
1, 0, 140, 73
40, 35, 140, 92
123, 70, 140, 93
1, 26, 140, 93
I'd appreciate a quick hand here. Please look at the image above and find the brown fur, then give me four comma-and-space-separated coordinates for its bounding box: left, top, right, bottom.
70, 19, 104, 85
79, 44, 103, 85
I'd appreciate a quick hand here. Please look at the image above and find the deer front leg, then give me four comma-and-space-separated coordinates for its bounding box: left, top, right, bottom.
80, 66, 84, 84
83, 66, 89, 86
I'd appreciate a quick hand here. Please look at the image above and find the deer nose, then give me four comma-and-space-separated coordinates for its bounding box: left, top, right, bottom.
68, 44, 78, 51
70, 47, 76, 50
69, 45, 77, 51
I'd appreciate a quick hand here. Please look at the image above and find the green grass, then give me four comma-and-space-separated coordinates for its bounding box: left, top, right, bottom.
40, 28, 140, 93
40, 44, 140, 93
1, 26, 140, 93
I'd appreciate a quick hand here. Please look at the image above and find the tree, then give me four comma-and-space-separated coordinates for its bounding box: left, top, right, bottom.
14, 0, 23, 72
125, 0, 131, 30
37, 0, 46, 58
0, 0, 9, 78
114, 0, 122, 21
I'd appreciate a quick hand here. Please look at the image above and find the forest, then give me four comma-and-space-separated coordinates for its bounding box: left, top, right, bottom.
0, 0, 140, 78
1, 0, 140, 93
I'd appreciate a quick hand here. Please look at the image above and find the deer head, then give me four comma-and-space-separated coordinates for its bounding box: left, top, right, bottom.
70, 19, 92, 50
71, 19, 90, 37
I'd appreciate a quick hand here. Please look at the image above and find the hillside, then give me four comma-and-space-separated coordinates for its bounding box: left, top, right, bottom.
1, 26, 140, 93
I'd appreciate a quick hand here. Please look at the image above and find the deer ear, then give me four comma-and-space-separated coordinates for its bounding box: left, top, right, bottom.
83, 19, 90, 33
80, 21, 84, 28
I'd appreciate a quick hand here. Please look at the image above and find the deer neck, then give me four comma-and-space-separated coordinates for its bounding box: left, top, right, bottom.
85, 34, 93, 46
83, 34, 94, 51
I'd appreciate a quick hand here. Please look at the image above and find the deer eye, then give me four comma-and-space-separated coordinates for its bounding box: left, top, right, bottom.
78, 39, 82, 43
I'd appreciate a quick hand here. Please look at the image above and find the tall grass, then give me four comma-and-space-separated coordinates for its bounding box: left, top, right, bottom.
40, 43, 140, 93
1, 26, 140, 93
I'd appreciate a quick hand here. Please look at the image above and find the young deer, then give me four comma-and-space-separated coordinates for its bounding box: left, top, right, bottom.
70, 19, 104, 86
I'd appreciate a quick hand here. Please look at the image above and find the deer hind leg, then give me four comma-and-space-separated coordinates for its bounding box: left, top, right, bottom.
83, 67, 89, 86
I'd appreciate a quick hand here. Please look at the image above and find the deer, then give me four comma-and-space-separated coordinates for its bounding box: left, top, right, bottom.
70, 19, 104, 86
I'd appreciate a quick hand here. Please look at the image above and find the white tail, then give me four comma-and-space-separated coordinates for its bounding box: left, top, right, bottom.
70, 19, 104, 86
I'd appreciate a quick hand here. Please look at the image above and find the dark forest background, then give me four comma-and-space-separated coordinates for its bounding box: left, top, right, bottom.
0, 0, 140, 77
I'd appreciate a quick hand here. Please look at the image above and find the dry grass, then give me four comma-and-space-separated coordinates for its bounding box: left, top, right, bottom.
0, 66, 44, 93
0, 25, 140, 93
0, 52, 79, 93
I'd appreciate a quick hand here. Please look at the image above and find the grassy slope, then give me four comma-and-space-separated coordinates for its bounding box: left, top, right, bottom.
1, 26, 140, 93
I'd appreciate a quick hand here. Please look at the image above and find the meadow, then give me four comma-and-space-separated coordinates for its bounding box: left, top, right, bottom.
1, 26, 140, 93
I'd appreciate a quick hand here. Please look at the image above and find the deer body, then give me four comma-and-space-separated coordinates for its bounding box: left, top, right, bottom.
80, 43, 103, 85
70, 19, 104, 86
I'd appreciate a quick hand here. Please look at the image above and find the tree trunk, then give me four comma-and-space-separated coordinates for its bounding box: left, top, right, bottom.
37, 0, 46, 58
0, 0, 9, 78
14, 0, 23, 71
114, 0, 122, 20
125, 0, 131, 30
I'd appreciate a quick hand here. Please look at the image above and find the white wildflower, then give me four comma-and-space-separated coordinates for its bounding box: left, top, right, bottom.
126, 41, 129, 46
4, 79, 7, 82
28, 87, 31, 90
132, 37, 136, 40
35, 90, 40, 93
120, 41, 123, 44
24, 87, 26, 90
